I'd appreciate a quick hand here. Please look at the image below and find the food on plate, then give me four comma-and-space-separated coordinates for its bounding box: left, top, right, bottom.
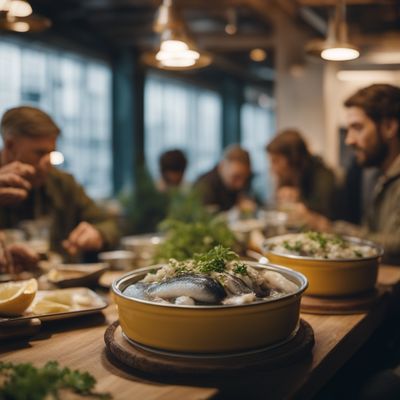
123, 246, 298, 306
0, 278, 37, 316
267, 231, 379, 259
46, 263, 107, 288
47, 269, 86, 281
31, 290, 95, 314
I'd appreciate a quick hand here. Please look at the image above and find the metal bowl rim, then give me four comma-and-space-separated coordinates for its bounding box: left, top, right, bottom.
112, 261, 308, 310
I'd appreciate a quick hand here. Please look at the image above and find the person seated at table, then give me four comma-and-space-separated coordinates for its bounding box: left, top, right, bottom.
0, 234, 39, 274
0, 166, 39, 274
266, 129, 337, 219
0, 160, 34, 206
294, 84, 400, 265
0, 106, 119, 260
156, 149, 188, 193
194, 144, 256, 212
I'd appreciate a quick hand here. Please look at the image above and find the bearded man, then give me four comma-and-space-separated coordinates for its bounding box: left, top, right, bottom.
300, 84, 400, 264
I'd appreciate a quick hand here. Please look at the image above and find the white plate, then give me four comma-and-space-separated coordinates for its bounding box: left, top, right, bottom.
0, 287, 108, 326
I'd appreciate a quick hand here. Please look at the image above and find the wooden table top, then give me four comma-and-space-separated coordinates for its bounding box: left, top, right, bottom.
1, 265, 399, 400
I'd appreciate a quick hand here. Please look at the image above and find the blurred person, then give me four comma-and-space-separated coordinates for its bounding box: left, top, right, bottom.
298, 84, 400, 265
0, 161, 34, 206
266, 129, 337, 218
0, 165, 39, 274
156, 149, 188, 192
0, 106, 119, 259
194, 144, 256, 212
0, 232, 39, 274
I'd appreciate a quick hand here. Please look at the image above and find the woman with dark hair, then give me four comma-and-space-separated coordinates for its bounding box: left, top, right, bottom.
157, 149, 188, 192
266, 129, 337, 218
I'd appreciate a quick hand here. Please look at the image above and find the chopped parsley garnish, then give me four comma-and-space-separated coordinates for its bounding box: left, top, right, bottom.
233, 263, 248, 275
332, 235, 345, 246
195, 245, 238, 274
0, 361, 112, 399
306, 231, 328, 248
354, 250, 363, 257
167, 246, 242, 276
283, 240, 303, 253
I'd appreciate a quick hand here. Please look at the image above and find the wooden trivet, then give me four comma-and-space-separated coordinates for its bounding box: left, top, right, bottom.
301, 287, 388, 315
104, 319, 314, 376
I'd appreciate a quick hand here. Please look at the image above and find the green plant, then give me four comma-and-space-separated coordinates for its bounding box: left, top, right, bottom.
0, 361, 111, 399
119, 167, 168, 235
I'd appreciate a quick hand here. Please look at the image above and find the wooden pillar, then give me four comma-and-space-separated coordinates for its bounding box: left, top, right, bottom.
221, 77, 243, 148
112, 49, 145, 194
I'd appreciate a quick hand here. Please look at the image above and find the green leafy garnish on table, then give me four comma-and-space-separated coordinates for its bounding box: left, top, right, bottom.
155, 217, 237, 262
0, 361, 112, 400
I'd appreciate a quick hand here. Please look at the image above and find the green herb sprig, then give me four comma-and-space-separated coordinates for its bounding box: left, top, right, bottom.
0, 361, 112, 400
155, 218, 236, 262
283, 240, 303, 253
194, 245, 238, 274
306, 231, 328, 248
233, 263, 248, 275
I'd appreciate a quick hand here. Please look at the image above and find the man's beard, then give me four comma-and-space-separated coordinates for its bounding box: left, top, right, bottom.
353, 131, 388, 168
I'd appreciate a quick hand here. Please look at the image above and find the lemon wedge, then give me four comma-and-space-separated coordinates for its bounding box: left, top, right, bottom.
0, 279, 38, 316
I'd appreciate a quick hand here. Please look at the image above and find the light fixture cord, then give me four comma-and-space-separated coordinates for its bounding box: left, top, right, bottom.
335, 0, 348, 43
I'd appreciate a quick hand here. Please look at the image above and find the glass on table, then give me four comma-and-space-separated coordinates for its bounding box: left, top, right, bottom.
19, 217, 52, 256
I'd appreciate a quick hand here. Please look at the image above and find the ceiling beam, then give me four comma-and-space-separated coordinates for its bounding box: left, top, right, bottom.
244, 0, 282, 29
212, 54, 274, 82
81, 0, 247, 10
197, 33, 275, 51
299, 6, 327, 35
352, 31, 400, 47
297, 0, 395, 5
100, 28, 275, 51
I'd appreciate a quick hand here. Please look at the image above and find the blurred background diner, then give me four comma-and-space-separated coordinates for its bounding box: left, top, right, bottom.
266, 128, 337, 218
0, 0, 398, 267
0, 1, 400, 399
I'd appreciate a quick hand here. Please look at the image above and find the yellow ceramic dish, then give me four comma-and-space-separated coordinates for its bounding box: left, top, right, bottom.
112, 262, 308, 353
263, 236, 383, 297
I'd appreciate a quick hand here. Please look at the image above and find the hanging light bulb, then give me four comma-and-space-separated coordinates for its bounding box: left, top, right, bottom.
155, 27, 200, 68
143, 0, 211, 70
320, 0, 359, 61
225, 8, 237, 35
7, 0, 32, 17
0, 0, 51, 33
0, 0, 10, 11
10, 20, 29, 31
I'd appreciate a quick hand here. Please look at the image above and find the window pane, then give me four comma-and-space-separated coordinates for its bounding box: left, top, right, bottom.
144, 74, 222, 182
0, 39, 112, 199
241, 100, 276, 203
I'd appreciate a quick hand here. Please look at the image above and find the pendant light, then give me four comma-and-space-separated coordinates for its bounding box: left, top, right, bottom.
0, 0, 51, 32
0, 0, 32, 17
320, 0, 359, 61
143, 0, 211, 70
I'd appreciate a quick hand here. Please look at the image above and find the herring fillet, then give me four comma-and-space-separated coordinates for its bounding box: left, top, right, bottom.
146, 275, 226, 304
